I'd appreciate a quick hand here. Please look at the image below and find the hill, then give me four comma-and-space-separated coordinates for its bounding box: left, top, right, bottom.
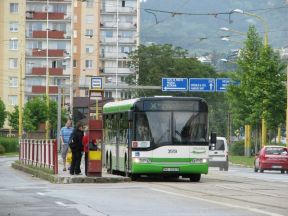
140, 0, 288, 54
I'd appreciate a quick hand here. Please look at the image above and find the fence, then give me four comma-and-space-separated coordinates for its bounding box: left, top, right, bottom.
19, 139, 58, 174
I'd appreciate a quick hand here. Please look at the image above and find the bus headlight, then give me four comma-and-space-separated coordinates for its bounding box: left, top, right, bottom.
191, 158, 207, 163
133, 157, 151, 164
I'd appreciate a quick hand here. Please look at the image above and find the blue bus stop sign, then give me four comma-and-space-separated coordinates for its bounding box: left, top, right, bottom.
189, 78, 215, 92
162, 78, 188, 91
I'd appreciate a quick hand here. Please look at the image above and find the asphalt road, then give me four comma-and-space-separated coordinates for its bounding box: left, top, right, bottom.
1, 156, 288, 216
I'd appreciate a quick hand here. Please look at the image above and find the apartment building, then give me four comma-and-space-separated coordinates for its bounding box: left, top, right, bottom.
74, 0, 139, 99
0, 0, 139, 129
0, 0, 26, 114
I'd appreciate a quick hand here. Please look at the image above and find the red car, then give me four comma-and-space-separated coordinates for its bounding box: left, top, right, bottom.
254, 145, 288, 173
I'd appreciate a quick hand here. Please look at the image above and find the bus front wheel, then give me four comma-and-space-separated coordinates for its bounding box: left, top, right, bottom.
189, 174, 201, 182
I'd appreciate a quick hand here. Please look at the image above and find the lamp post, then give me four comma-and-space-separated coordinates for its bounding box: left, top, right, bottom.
232, 8, 269, 147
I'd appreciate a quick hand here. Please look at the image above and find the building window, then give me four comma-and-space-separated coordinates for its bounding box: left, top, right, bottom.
85, 60, 93, 68
86, 15, 94, 24
8, 95, 18, 106
73, 60, 77, 68
73, 30, 77, 38
85, 44, 94, 53
105, 31, 113, 38
9, 38, 18, 50
10, 3, 19, 13
118, 60, 130, 68
86, 0, 94, 8
122, 1, 125, 7
73, 45, 77, 53
9, 58, 18, 68
9, 22, 19, 32
9, 77, 18, 87
85, 29, 94, 37
104, 91, 112, 99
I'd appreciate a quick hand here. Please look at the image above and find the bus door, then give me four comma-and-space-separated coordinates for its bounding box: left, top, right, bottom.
115, 114, 120, 170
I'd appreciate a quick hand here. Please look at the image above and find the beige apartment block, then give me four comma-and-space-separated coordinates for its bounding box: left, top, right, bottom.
0, 0, 139, 129
0, 0, 26, 128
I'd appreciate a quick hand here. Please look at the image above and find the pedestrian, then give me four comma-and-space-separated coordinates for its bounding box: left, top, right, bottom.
82, 127, 89, 176
69, 122, 84, 175
60, 119, 73, 171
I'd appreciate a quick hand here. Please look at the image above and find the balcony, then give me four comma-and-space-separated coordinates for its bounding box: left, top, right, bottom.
31, 67, 64, 76
32, 49, 65, 57
32, 30, 65, 39
26, 11, 65, 20
31, 86, 58, 94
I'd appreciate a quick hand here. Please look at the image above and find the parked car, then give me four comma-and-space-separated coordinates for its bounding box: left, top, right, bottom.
209, 137, 229, 171
254, 145, 288, 173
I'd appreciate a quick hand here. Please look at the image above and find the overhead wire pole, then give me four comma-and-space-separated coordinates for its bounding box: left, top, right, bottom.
45, 0, 50, 139
116, 0, 119, 100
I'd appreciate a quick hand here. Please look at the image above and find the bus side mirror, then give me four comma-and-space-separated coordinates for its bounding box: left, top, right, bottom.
210, 132, 217, 150
128, 110, 133, 121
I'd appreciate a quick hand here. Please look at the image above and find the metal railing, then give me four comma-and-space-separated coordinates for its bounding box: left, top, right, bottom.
19, 139, 58, 174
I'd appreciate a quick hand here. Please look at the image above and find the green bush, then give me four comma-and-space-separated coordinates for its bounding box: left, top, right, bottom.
0, 144, 5, 154
0, 136, 18, 153
231, 141, 244, 156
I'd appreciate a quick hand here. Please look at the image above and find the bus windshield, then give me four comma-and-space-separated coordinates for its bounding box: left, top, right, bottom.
135, 112, 208, 145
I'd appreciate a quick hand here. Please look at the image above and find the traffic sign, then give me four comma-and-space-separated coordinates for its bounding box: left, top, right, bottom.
91, 77, 102, 89
189, 78, 215, 92
162, 78, 188, 91
216, 78, 232, 92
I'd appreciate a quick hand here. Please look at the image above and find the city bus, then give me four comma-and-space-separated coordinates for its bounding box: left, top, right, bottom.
103, 97, 213, 182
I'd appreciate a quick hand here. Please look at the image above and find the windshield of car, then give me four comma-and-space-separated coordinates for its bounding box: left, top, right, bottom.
265, 147, 285, 155
135, 112, 208, 145
215, 140, 225, 150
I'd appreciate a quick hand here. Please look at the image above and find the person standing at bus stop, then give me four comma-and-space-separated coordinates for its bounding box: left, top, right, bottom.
69, 122, 84, 175
60, 119, 73, 171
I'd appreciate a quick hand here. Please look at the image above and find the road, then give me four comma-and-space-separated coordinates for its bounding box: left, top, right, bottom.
1, 156, 288, 216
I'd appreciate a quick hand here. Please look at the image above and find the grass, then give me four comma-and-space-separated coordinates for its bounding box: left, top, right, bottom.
229, 155, 255, 167
1, 152, 19, 157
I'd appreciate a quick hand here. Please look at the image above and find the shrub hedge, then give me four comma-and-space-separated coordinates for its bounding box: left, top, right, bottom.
0, 136, 18, 153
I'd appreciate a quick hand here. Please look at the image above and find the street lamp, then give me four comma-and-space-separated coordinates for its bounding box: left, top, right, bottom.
221, 37, 242, 44
231, 9, 268, 47
220, 27, 246, 36
232, 8, 270, 147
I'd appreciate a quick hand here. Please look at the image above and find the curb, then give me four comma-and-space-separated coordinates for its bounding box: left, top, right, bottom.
12, 162, 131, 184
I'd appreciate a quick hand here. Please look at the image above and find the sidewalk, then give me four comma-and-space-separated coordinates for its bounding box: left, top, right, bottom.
12, 154, 130, 184
55, 154, 130, 183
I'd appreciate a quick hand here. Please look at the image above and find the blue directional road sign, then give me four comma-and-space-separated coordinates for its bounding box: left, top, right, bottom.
162, 78, 188, 91
216, 78, 232, 92
189, 78, 215, 92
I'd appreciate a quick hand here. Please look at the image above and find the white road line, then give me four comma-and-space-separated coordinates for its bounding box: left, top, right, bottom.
37, 192, 45, 196
150, 188, 284, 216
55, 201, 68, 207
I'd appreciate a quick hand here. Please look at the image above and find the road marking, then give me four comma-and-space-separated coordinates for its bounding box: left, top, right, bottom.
150, 188, 284, 216
55, 201, 68, 207
37, 192, 45, 196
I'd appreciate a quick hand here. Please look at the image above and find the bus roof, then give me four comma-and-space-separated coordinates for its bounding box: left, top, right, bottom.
103, 98, 139, 113
103, 97, 207, 113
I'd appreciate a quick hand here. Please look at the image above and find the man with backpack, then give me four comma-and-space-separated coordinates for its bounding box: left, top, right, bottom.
60, 119, 73, 171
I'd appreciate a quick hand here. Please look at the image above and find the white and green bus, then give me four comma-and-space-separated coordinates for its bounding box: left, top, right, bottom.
103, 97, 214, 182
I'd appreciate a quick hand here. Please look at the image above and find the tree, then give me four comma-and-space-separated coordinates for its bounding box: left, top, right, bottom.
227, 25, 286, 140
0, 98, 6, 128
8, 96, 68, 137
8, 106, 19, 131
128, 44, 215, 96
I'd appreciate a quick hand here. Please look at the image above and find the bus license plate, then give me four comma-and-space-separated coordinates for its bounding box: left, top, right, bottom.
163, 167, 179, 172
